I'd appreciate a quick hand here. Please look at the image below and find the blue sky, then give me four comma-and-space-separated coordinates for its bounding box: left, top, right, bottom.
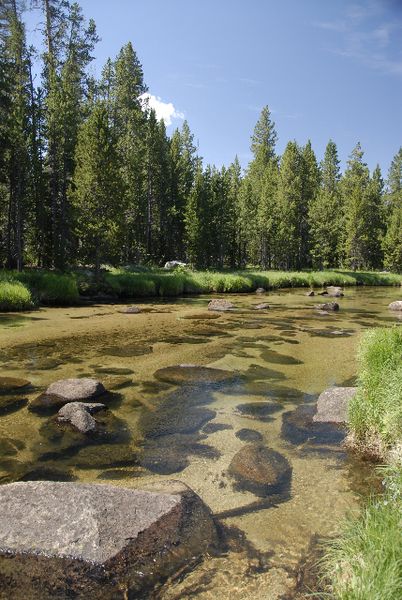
25, 0, 402, 177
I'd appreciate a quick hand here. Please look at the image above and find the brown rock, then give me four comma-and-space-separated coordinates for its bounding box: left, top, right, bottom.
228, 444, 292, 497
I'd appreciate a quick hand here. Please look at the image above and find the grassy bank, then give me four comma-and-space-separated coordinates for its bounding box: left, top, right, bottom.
322, 327, 402, 599
0, 267, 401, 311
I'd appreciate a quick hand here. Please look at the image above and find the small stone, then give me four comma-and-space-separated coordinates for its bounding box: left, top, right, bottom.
306, 290, 315, 297
255, 288, 266, 294
388, 300, 402, 311
208, 299, 234, 312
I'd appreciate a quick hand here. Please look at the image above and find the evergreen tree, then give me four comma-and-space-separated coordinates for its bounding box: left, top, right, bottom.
70, 101, 124, 276
341, 143, 383, 269
309, 140, 343, 268
383, 148, 402, 272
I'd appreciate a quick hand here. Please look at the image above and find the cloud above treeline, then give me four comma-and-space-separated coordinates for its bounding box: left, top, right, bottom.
140, 93, 184, 126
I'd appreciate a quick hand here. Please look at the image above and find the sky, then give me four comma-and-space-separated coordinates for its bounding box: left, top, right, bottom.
24, 0, 402, 176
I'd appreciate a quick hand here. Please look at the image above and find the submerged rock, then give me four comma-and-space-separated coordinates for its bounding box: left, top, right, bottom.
208, 299, 234, 312
313, 387, 357, 424
228, 444, 292, 497
57, 402, 107, 433
0, 481, 218, 599
314, 302, 339, 312
0, 395, 28, 415
0, 377, 30, 392
281, 404, 345, 447
235, 402, 282, 421
154, 364, 236, 385
235, 428, 263, 442
388, 300, 402, 311
254, 302, 270, 310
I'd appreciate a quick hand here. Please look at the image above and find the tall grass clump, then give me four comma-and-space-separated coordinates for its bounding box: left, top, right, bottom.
15, 271, 79, 305
0, 280, 33, 311
321, 465, 402, 600
348, 327, 402, 459
105, 271, 156, 297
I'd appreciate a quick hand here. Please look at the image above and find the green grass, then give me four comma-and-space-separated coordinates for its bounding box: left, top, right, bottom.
348, 327, 402, 459
102, 268, 402, 299
0, 270, 79, 310
0, 267, 400, 310
0, 280, 33, 311
321, 466, 402, 600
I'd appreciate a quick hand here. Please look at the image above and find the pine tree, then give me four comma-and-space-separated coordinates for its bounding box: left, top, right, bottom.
70, 101, 124, 277
309, 140, 343, 268
383, 148, 402, 272
341, 143, 383, 270
275, 141, 304, 269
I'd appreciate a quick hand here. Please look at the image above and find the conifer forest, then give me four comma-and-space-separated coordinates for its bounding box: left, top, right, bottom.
1, 0, 401, 275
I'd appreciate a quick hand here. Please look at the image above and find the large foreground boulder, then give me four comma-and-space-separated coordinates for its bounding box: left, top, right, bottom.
388, 300, 402, 311
313, 387, 357, 424
0, 481, 217, 600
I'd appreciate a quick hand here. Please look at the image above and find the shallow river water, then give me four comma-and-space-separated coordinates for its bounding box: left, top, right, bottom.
0, 287, 401, 599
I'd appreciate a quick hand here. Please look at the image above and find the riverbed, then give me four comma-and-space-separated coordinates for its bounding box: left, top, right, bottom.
0, 287, 401, 599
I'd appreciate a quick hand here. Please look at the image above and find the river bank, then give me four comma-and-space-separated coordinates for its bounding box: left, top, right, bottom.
320, 326, 402, 600
0, 267, 401, 311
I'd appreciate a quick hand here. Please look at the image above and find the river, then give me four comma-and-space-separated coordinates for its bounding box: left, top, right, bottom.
0, 286, 401, 598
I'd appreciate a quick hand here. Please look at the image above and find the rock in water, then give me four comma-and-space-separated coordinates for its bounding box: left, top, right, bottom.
313, 387, 356, 424
154, 364, 236, 385
255, 288, 266, 294
57, 402, 107, 433
306, 290, 315, 296
254, 302, 270, 310
0, 481, 217, 599
326, 286, 344, 297
45, 378, 105, 401
388, 300, 402, 311
228, 444, 292, 497
0, 377, 31, 392
119, 305, 141, 314
208, 299, 234, 311
314, 302, 339, 311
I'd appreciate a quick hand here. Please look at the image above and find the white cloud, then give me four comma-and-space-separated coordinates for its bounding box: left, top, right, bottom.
139, 93, 184, 126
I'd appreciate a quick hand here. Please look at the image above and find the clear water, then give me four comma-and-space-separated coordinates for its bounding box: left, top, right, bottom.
0, 287, 401, 598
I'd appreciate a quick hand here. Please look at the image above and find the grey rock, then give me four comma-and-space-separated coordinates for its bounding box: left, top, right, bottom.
313, 387, 357, 424
57, 402, 106, 433
208, 299, 234, 311
46, 378, 105, 402
255, 287, 266, 294
388, 300, 402, 311
0, 480, 217, 599
119, 305, 141, 314
314, 302, 339, 311
164, 260, 187, 269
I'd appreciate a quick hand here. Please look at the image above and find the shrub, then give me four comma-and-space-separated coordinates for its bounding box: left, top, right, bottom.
0, 281, 33, 311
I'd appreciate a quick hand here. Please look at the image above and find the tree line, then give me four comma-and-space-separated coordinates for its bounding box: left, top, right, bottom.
1, 0, 401, 274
